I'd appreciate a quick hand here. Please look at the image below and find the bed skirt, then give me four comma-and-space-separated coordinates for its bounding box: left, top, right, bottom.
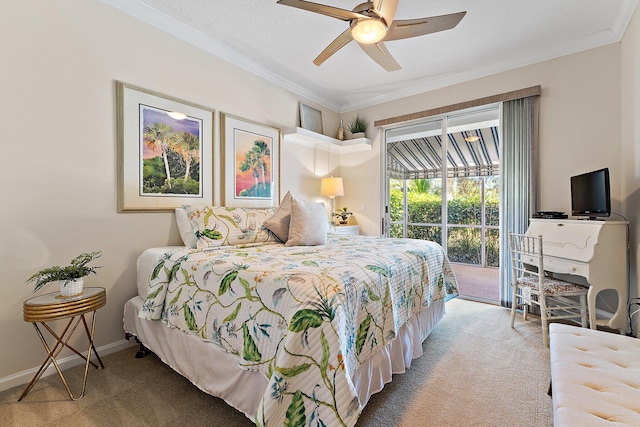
123, 295, 446, 421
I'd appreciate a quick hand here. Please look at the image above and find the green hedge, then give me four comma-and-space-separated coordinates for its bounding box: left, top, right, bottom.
389, 189, 500, 266
390, 190, 498, 225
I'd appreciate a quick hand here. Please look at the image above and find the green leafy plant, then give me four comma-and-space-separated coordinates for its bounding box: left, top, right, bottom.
347, 114, 368, 134
26, 251, 102, 293
332, 207, 352, 222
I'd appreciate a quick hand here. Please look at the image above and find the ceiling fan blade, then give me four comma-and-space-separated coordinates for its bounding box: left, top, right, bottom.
373, 0, 399, 27
277, 0, 366, 22
358, 41, 401, 71
313, 28, 354, 66
384, 11, 466, 41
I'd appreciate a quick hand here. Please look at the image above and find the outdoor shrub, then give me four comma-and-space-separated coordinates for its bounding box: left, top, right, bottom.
389, 183, 500, 266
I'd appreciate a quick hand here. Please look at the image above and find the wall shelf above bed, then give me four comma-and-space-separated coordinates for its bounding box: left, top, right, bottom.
283, 127, 372, 154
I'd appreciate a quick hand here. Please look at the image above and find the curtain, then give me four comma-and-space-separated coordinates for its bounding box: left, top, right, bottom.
499, 96, 539, 307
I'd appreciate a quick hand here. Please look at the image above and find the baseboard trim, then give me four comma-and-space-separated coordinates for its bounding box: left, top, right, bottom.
0, 338, 136, 393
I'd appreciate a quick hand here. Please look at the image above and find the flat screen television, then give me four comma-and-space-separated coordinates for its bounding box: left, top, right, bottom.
570, 168, 611, 219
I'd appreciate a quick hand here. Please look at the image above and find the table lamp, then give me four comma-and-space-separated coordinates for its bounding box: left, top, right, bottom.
320, 177, 344, 224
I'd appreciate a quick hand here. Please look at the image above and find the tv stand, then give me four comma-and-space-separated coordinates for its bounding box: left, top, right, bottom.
526, 219, 629, 333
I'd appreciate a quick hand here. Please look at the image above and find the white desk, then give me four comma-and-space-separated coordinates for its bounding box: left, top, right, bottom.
526, 219, 628, 332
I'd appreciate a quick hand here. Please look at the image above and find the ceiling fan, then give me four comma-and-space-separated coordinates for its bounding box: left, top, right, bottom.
276, 0, 466, 71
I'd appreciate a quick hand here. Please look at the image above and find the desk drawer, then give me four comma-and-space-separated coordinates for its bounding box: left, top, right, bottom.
543, 256, 588, 276
522, 255, 589, 277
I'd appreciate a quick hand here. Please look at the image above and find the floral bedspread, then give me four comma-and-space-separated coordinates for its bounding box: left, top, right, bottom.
139, 235, 458, 427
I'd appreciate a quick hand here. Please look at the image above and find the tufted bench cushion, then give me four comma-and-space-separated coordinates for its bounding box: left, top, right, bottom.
549, 323, 640, 426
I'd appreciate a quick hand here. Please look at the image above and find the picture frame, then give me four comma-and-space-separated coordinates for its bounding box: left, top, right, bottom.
220, 113, 280, 207
299, 103, 323, 134
116, 81, 214, 212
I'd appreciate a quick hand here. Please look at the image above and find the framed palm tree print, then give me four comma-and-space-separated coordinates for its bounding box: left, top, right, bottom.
220, 113, 280, 207
116, 81, 214, 212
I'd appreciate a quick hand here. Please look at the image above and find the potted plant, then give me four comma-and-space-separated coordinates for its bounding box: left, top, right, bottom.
348, 114, 368, 139
333, 207, 353, 224
26, 251, 102, 297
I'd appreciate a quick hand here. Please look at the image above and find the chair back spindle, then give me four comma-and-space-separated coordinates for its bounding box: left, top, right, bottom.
508, 232, 589, 346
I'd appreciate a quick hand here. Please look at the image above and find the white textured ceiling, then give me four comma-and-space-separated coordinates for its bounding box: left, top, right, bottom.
104, 0, 638, 112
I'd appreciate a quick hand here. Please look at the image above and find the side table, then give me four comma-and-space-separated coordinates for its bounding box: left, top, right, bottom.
19, 287, 107, 401
330, 224, 360, 235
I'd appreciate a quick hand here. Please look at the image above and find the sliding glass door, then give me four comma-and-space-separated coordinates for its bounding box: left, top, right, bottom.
386, 118, 445, 245
384, 105, 501, 300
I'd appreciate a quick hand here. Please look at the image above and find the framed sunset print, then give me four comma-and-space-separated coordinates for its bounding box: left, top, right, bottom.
116, 81, 214, 212
220, 113, 280, 207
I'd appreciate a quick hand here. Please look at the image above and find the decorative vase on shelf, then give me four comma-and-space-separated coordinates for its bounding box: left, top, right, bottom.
337, 119, 345, 141
59, 277, 84, 297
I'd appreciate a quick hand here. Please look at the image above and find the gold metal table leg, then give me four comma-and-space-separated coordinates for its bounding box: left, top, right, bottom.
18, 316, 81, 400
81, 314, 104, 369
18, 311, 103, 401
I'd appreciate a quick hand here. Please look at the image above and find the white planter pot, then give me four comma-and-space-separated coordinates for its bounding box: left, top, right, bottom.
59, 277, 84, 297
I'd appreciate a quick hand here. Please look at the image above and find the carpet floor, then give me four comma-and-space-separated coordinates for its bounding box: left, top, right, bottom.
0, 298, 553, 426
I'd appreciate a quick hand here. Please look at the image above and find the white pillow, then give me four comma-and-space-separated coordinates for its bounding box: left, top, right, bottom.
263, 191, 292, 242
175, 207, 197, 248
285, 197, 329, 246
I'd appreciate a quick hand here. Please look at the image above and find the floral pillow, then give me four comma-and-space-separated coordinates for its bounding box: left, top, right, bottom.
178, 205, 280, 249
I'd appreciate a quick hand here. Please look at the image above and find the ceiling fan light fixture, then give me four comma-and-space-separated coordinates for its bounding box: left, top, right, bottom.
351, 19, 386, 44
464, 135, 480, 142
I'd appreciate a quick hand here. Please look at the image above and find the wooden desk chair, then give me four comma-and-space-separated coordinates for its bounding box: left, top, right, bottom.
508, 232, 589, 346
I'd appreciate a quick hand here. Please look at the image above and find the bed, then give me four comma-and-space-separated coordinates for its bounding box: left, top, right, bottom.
123, 199, 458, 427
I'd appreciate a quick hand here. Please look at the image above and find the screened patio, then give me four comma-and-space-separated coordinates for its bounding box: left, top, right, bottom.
385, 111, 501, 303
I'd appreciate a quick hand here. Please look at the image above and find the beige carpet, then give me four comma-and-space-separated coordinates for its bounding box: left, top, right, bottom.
0, 298, 553, 426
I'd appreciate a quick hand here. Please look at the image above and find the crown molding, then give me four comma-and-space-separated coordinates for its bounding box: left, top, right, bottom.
340, 25, 624, 112
103, 0, 637, 114
612, 0, 639, 39
100, 0, 342, 111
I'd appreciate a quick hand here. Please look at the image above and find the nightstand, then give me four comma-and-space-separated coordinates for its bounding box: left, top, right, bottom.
330, 224, 360, 235
19, 287, 106, 401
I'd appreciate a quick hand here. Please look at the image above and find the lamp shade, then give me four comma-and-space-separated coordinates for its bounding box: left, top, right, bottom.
320, 177, 344, 198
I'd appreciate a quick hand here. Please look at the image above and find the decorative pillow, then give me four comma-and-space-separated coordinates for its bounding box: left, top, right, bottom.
180, 205, 279, 249
263, 191, 292, 242
285, 197, 329, 246
175, 207, 198, 248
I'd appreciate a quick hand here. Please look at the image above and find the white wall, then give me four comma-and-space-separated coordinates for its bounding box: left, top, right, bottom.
0, 0, 339, 385
341, 44, 622, 237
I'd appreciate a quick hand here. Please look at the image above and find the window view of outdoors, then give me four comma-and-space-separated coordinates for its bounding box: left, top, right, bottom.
389, 178, 442, 244
447, 176, 499, 267
389, 176, 500, 267
385, 107, 501, 301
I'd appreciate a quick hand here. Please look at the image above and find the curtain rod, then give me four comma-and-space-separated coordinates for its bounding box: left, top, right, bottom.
374, 85, 541, 128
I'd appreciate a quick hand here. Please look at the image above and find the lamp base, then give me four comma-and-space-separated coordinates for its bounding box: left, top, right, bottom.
329, 197, 336, 225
